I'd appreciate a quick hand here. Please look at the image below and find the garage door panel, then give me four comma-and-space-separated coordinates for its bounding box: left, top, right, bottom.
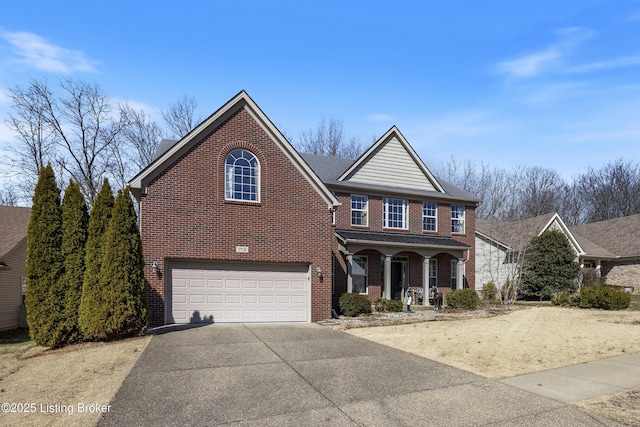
208, 279, 222, 288
170, 264, 309, 323
189, 294, 205, 304
226, 279, 241, 289
243, 280, 258, 289
208, 295, 223, 304
259, 280, 275, 289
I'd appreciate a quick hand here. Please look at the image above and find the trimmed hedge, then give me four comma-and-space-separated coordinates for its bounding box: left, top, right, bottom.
374, 298, 403, 312
579, 286, 631, 310
551, 290, 581, 307
339, 293, 372, 317
447, 289, 480, 310
482, 281, 497, 300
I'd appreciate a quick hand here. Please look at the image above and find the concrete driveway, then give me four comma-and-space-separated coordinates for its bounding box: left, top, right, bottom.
98, 324, 613, 426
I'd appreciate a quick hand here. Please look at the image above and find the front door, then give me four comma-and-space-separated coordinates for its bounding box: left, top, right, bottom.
390, 258, 407, 300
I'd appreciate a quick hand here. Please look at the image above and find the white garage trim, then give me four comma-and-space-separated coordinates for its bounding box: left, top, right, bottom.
166, 261, 311, 324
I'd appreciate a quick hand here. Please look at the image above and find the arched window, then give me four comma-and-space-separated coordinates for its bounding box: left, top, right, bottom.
225, 149, 259, 201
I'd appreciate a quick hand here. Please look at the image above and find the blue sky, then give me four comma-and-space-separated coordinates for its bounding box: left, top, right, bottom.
1, 0, 640, 183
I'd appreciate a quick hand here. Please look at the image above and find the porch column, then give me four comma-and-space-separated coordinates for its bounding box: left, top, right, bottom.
346, 253, 354, 293
383, 255, 392, 299
422, 257, 430, 306
596, 260, 601, 277
457, 259, 465, 290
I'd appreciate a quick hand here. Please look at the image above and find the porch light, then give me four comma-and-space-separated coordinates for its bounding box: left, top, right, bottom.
316, 266, 323, 278
151, 261, 158, 274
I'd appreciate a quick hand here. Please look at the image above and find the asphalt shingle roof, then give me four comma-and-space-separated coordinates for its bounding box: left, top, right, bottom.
336, 229, 469, 249
570, 214, 640, 257
476, 213, 557, 252
0, 205, 31, 259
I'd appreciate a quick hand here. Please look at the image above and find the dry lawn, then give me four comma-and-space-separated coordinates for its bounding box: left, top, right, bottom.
0, 334, 150, 427
345, 305, 640, 425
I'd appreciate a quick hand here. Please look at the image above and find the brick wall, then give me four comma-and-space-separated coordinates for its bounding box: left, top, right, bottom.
332, 192, 476, 293
140, 107, 335, 324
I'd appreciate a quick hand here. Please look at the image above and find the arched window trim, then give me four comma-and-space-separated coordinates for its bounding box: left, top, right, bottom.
224, 148, 260, 202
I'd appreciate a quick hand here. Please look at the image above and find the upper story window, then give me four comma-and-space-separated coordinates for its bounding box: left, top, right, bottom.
351, 195, 368, 226
225, 149, 259, 202
383, 198, 408, 229
451, 205, 465, 233
423, 202, 437, 232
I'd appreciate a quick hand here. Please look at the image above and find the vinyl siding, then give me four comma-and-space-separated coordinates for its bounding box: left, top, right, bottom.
0, 238, 26, 331
346, 136, 439, 191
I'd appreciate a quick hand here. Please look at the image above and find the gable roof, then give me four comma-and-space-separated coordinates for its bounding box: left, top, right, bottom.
129, 90, 339, 209
570, 214, 640, 258
0, 205, 31, 261
339, 126, 445, 192
476, 213, 583, 254
300, 128, 481, 204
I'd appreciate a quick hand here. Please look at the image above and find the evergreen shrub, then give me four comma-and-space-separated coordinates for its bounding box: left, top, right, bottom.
447, 289, 480, 310
374, 298, 403, 312
579, 286, 631, 310
482, 281, 497, 300
339, 293, 372, 317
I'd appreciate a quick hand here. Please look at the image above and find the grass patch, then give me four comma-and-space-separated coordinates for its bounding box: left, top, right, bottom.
629, 295, 640, 311
0, 328, 30, 345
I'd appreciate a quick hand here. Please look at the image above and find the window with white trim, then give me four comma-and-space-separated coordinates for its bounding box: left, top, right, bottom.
351, 195, 368, 226
451, 205, 465, 233
225, 149, 259, 201
383, 198, 408, 229
451, 259, 458, 289
423, 202, 437, 232
352, 255, 368, 294
429, 259, 437, 288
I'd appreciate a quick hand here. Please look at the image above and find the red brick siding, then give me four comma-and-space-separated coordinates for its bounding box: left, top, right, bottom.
140, 107, 335, 324
332, 193, 476, 295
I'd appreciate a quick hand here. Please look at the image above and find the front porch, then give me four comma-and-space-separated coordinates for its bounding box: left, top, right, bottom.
334, 230, 471, 307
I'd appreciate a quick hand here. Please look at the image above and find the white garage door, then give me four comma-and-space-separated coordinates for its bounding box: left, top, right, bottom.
170, 263, 310, 323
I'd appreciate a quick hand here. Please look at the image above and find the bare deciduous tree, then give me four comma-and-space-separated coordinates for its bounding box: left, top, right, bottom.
296, 116, 363, 159
577, 159, 640, 223
0, 186, 19, 206
5, 78, 128, 206
515, 167, 566, 219
161, 95, 201, 139
3, 79, 58, 201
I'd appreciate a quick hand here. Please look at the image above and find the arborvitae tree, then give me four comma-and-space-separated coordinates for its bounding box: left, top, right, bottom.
25, 164, 64, 346
58, 180, 88, 344
79, 179, 114, 339
89, 187, 147, 340
520, 230, 581, 300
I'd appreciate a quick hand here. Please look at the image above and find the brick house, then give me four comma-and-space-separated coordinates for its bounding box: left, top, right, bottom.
130, 91, 480, 325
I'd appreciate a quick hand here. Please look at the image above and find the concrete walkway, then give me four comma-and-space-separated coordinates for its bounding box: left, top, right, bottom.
98, 323, 623, 426
500, 352, 640, 403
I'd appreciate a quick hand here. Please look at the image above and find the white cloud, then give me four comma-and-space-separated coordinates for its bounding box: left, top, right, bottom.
368, 113, 394, 122
496, 49, 560, 78
495, 27, 594, 79
1, 31, 98, 73
569, 55, 640, 73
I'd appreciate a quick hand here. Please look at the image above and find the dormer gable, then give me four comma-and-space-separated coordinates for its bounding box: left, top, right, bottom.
338, 126, 445, 193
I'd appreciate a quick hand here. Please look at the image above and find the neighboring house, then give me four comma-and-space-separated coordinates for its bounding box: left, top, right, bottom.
570, 214, 640, 293
476, 212, 640, 295
0, 205, 31, 330
130, 91, 480, 325
475, 213, 582, 294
